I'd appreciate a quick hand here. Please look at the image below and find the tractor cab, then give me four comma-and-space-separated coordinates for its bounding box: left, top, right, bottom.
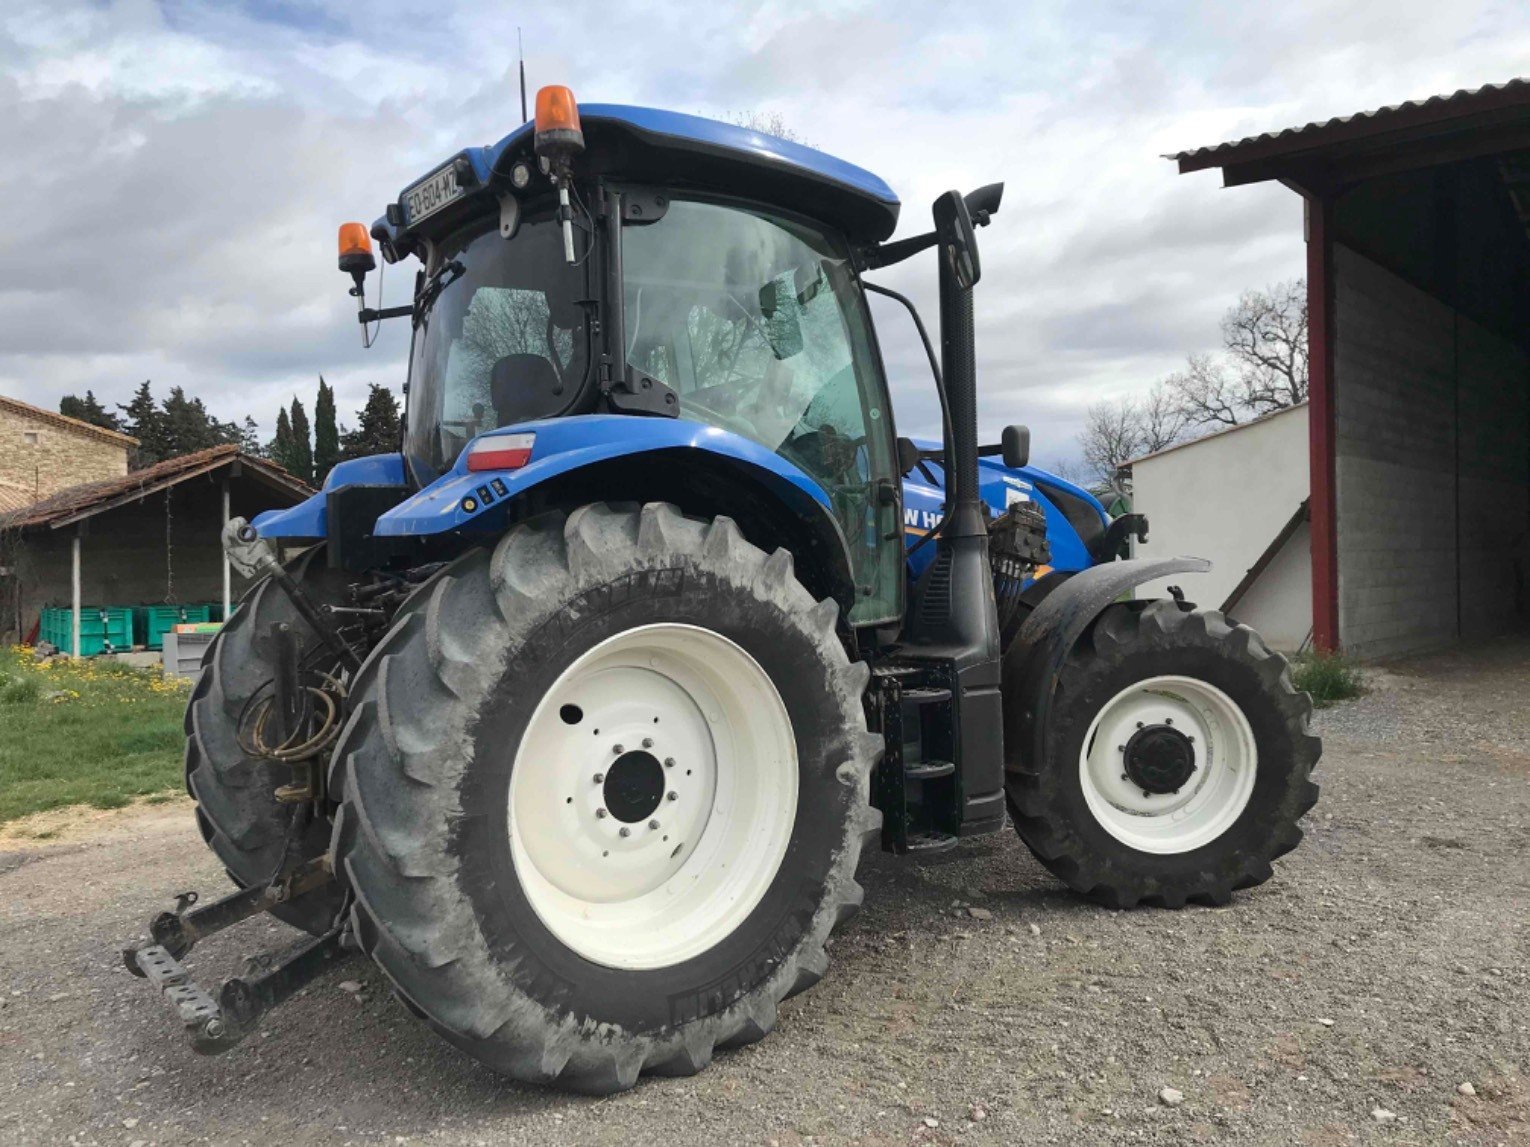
365, 91, 909, 624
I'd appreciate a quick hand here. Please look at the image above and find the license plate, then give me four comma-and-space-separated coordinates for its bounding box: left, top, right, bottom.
402, 164, 463, 227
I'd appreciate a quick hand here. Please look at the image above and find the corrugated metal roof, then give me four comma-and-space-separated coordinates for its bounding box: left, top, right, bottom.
1173, 77, 1530, 171
0, 446, 310, 531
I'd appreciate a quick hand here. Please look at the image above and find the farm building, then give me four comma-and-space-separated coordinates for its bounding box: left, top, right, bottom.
0, 394, 137, 513
1132, 404, 1311, 652
0, 446, 311, 652
1175, 79, 1530, 658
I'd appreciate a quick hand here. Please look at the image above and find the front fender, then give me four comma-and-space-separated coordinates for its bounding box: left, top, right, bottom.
374, 415, 834, 536
251, 453, 407, 539
1002, 556, 1212, 774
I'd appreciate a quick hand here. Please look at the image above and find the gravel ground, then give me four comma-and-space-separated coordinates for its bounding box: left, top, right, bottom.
1, 636, 1526, 1146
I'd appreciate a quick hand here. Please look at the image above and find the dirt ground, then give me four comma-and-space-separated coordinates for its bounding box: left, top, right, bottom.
1, 638, 1527, 1146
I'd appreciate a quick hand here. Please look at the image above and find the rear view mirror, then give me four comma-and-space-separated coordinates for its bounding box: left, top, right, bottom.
932, 190, 980, 289
1002, 424, 1030, 469
896, 436, 922, 476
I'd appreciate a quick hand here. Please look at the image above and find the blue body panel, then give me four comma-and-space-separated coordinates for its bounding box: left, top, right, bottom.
901, 439, 1109, 581
423, 105, 898, 217
252, 453, 408, 539
372, 416, 833, 537
247, 432, 1112, 600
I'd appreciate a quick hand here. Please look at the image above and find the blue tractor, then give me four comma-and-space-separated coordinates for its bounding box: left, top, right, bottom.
126, 87, 1319, 1091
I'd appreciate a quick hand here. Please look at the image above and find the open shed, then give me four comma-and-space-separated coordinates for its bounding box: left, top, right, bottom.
0, 446, 311, 653
1176, 79, 1530, 658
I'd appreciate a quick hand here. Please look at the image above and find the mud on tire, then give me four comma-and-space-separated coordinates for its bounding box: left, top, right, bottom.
329, 502, 881, 1093
184, 548, 349, 934
1004, 600, 1321, 909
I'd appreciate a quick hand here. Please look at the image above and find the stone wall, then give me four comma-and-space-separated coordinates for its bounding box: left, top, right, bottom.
0, 400, 131, 501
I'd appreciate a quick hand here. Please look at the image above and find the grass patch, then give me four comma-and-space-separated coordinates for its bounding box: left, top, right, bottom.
0, 646, 190, 823
1291, 650, 1364, 708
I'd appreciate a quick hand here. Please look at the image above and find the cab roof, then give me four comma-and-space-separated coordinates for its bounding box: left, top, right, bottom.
383, 104, 901, 250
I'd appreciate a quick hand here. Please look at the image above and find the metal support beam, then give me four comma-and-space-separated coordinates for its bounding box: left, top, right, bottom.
221, 478, 231, 620
70, 529, 82, 661
1305, 196, 1340, 652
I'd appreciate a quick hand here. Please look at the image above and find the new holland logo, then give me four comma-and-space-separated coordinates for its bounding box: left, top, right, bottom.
903, 508, 941, 537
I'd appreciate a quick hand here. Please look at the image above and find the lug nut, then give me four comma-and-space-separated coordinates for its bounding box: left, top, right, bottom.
619, 826, 631, 837
1136, 721, 1145, 729
594, 772, 604, 783
642, 738, 654, 749
613, 744, 624, 755
649, 820, 660, 830
596, 808, 608, 819
1165, 717, 1174, 725
666, 791, 677, 802
664, 757, 675, 768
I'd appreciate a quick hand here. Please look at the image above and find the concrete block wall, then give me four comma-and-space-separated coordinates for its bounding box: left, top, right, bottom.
1333, 245, 1529, 658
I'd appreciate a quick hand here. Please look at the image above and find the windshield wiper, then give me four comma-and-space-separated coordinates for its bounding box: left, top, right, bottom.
412, 260, 466, 327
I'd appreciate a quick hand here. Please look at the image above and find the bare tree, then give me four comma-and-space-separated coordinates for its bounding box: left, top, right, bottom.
1222, 279, 1308, 414
1167, 280, 1308, 429
1079, 381, 1188, 486
1165, 352, 1242, 428
727, 110, 808, 146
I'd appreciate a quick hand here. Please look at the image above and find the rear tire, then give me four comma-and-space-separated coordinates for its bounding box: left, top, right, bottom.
184, 548, 349, 934
1004, 601, 1320, 908
330, 503, 880, 1093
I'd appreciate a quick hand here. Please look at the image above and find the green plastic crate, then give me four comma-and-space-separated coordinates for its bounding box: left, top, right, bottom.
43, 606, 133, 656
136, 604, 213, 651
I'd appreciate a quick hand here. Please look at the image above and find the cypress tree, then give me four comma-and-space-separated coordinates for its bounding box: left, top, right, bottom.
288, 397, 314, 484
313, 376, 340, 484
270, 407, 294, 472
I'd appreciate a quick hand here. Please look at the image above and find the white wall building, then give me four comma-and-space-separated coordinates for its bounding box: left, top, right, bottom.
1132, 404, 1312, 652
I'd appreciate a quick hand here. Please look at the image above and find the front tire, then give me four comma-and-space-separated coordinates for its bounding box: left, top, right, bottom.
330, 503, 880, 1092
184, 548, 349, 934
1004, 601, 1320, 908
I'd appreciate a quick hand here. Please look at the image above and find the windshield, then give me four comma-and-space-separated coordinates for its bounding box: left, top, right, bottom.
622, 198, 902, 624
405, 212, 592, 479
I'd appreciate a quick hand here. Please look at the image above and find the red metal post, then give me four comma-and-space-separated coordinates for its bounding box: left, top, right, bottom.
1305, 196, 1340, 651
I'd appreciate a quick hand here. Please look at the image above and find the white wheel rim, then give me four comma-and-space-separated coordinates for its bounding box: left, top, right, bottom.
1078, 675, 1257, 855
508, 623, 797, 970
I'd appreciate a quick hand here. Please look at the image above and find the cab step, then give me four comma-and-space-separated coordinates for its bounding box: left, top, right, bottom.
904, 759, 955, 781
905, 830, 959, 856
901, 686, 953, 705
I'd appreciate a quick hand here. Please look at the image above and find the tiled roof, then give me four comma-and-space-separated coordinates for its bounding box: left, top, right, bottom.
0, 482, 35, 515
0, 446, 311, 531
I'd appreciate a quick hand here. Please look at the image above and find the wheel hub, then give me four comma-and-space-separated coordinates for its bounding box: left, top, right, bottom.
1122, 724, 1197, 794
603, 750, 666, 823
508, 623, 798, 970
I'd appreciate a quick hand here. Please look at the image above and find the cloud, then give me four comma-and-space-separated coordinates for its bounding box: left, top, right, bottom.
0, 0, 1525, 468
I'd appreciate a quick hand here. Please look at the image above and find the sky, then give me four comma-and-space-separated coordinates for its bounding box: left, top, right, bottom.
1, 1, 1526, 472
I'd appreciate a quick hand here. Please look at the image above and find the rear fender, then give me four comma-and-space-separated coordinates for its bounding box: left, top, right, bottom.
1002, 556, 1211, 772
